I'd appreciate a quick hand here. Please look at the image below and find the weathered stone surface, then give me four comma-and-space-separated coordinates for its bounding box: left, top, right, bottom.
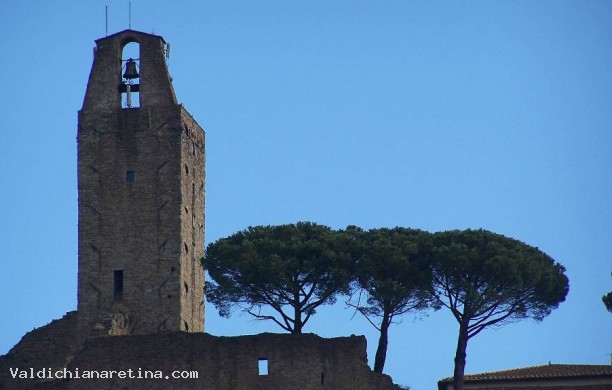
77, 30, 205, 338
0, 312, 79, 390
1, 316, 400, 390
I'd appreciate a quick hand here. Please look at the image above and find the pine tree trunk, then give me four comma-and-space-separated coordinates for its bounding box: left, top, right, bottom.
373, 312, 390, 373
293, 304, 303, 333
453, 320, 469, 390
292, 288, 303, 334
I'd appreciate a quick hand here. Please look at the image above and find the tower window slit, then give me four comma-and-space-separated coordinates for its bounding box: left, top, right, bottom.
114, 270, 124, 300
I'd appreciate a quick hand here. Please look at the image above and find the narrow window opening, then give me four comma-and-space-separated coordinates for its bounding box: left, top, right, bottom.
126, 170, 135, 182
321, 372, 324, 384
258, 359, 268, 376
184, 242, 189, 254
184, 281, 189, 294
113, 270, 124, 301
170, 266, 175, 273
184, 164, 189, 175
184, 320, 189, 332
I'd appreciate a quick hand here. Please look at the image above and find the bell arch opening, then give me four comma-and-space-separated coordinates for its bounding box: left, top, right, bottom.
121, 41, 140, 108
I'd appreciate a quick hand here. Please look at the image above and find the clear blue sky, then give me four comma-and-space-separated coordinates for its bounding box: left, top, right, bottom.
1, 1, 611, 389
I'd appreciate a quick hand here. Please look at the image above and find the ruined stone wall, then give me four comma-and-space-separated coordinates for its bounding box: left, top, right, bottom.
9, 332, 399, 390
2, 315, 400, 390
0, 312, 79, 390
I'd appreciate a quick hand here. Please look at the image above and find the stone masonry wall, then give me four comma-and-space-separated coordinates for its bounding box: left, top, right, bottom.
1, 314, 400, 390
45, 333, 398, 390
77, 105, 205, 337
179, 107, 205, 333
0, 312, 79, 390
77, 29, 205, 338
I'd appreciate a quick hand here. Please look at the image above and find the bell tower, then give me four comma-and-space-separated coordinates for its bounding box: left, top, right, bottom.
77, 30, 205, 337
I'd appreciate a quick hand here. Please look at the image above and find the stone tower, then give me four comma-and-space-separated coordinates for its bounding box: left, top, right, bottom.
77, 30, 205, 337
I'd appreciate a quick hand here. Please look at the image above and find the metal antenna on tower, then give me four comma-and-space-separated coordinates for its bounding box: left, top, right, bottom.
105, 5, 108, 36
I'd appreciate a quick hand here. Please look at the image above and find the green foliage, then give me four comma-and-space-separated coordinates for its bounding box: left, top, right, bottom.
205, 223, 570, 386
203, 222, 354, 333
350, 227, 435, 321
431, 229, 569, 336
347, 227, 436, 373
603, 273, 612, 313
430, 229, 569, 390
603, 292, 612, 312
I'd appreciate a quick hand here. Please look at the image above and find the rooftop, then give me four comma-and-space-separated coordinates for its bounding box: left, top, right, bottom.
440, 364, 612, 384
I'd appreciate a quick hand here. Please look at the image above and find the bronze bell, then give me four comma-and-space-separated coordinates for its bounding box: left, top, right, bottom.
123, 59, 139, 79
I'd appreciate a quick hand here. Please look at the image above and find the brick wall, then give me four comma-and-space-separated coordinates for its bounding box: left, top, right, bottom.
1, 315, 400, 390
76, 30, 205, 338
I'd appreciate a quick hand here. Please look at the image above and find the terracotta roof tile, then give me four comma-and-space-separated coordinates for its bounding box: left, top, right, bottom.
440, 364, 612, 383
